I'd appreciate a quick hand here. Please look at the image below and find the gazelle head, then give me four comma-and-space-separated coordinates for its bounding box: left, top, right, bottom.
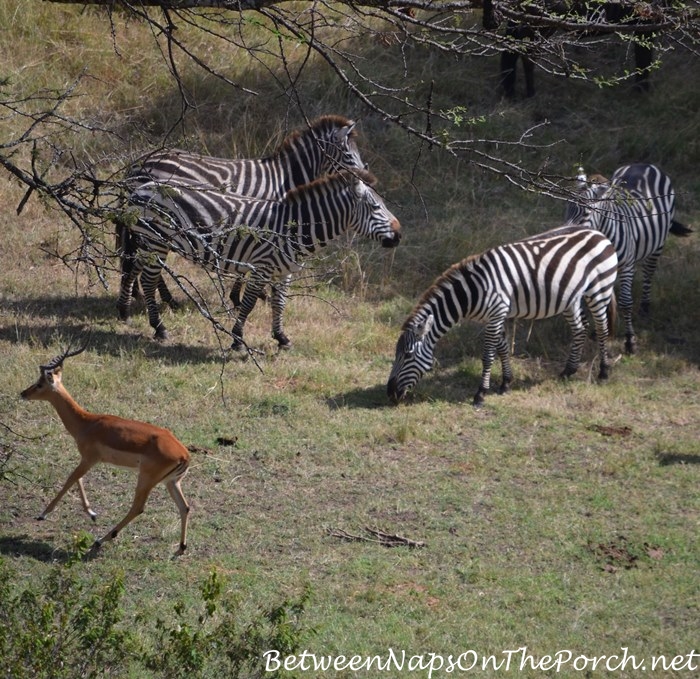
21, 340, 89, 401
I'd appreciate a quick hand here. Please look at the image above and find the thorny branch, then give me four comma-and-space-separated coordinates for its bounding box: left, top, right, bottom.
1, 0, 698, 336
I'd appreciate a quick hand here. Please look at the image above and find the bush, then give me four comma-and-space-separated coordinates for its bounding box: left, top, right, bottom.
0, 538, 311, 679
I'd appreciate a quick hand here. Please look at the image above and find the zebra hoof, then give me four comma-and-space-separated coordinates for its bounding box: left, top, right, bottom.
274, 334, 292, 350
559, 366, 578, 379
625, 336, 637, 354
497, 379, 512, 395
154, 327, 169, 342
472, 390, 486, 407
230, 339, 245, 352
117, 305, 131, 322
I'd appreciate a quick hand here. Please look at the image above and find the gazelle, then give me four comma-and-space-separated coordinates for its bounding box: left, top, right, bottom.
20, 341, 190, 554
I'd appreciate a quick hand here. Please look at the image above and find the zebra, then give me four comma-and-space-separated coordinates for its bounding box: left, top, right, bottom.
119, 115, 367, 348
564, 163, 692, 354
482, 0, 656, 98
387, 226, 618, 406
119, 169, 401, 347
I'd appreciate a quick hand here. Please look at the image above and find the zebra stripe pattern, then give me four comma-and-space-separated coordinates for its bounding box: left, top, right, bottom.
565, 163, 691, 354
387, 227, 618, 406
120, 169, 401, 347
120, 115, 366, 347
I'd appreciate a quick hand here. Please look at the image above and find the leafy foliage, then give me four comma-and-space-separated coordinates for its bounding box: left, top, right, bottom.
0, 541, 310, 679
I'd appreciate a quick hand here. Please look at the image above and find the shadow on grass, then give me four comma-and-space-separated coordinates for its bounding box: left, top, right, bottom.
0, 320, 227, 366
0, 534, 71, 563
327, 368, 545, 409
656, 453, 700, 466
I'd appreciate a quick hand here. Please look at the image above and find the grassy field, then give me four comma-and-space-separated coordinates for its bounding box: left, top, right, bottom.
1, 1, 699, 677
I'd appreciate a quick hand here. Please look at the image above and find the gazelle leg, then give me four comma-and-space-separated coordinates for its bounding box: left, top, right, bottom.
76, 478, 97, 522
38, 460, 95, 520
166, 479, 190, 554
94, 472, 157, 548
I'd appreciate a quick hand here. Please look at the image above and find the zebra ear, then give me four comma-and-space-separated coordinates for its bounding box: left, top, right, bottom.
415, 314, 434, 340
575, 167, 588, 189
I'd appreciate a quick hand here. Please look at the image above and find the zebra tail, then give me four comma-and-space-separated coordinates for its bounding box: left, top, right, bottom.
606, 291, 617, 340
670, 219, 693, 237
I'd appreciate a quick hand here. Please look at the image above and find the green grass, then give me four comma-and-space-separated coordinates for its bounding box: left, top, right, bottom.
1, 1, 699, 676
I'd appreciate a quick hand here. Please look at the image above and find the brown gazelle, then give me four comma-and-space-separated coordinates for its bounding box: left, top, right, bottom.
20, 341, 190, 554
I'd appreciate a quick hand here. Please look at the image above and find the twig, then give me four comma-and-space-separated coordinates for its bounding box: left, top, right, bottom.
327, 526, 426, 548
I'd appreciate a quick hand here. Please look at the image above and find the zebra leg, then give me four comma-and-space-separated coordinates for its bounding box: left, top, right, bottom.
495, 331, 514, 394
474, 320, 505, 406
633, 38, 653, 93
141, 264, 169, 341
560, 302, 587, 378
157, 276, 180, 311
500, 50, 518, 98
617, 264, 637, 354
117, 253, 142, 321
231, 278, 265, 351
229, 276, 244, 307
270, 275, 292, 349
589, 294, 614, 381
522, 55, 535, 98
639, 250, 661, 318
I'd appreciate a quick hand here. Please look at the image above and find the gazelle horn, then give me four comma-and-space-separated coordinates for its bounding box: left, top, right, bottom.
40, 336, 90, 373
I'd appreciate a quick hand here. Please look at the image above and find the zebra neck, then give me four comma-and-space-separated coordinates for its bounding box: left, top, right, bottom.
283, 193, 349, 253
278, 140, 324, 189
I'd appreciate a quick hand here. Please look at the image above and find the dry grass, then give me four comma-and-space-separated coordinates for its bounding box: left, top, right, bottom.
1, 1, 699, 675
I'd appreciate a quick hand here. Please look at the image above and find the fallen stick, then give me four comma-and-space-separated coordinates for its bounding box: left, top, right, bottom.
327, 526, 426, 548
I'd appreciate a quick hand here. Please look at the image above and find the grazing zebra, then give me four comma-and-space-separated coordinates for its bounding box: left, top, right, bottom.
565, 163, 692, 354
120, 169, 401, 347
387, 227, 618, 406
119, 115, 367, 348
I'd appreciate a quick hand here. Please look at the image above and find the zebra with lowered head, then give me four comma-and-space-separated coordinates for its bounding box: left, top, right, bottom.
120, 169, 401, 347
565, 163, 692, 354
120, 115, 368, 347
387, 226, 618, 406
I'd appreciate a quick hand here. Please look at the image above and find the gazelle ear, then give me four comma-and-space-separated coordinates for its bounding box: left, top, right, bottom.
415, 314, 434, 340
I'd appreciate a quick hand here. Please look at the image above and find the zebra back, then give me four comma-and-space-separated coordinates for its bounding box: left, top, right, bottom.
126, 115, 365, 198
564, 163, 676, 266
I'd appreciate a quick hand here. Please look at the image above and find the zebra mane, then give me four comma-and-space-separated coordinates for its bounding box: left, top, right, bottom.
402, 255, 479, 331
274, 115, 357, 157
284, 168, 377, 202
